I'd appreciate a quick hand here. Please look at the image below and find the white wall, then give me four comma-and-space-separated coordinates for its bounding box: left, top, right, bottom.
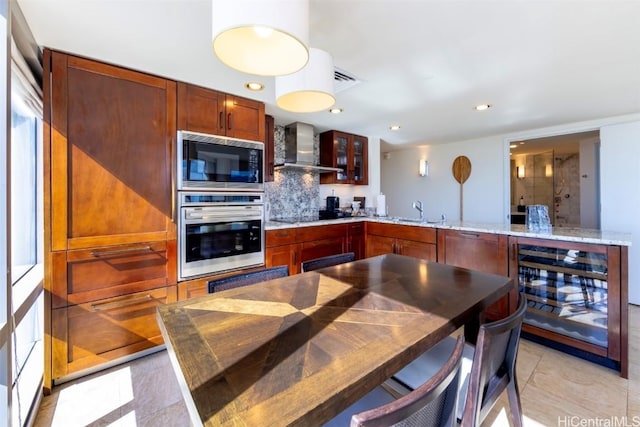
381, 136, 506, 222
379, 114, 640, 304
600, 121, 640, 304
579, 136, 600, 229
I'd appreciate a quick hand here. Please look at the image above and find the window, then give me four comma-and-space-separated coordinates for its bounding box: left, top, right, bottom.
10, 91, 38, 284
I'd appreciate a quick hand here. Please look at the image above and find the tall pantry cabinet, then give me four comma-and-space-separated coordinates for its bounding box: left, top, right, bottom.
43, 50, 177, 388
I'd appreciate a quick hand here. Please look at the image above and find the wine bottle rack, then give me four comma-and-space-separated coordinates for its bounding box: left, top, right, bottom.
517, 244, 609, 348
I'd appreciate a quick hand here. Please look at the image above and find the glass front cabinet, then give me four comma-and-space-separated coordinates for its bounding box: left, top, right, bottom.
509, 236, 628, 377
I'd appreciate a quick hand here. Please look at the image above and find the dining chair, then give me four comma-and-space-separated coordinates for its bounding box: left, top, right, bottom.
392, 294, 527, 427
207, 265, 289, 293
301, 252, 356, 272
324, 335, 465, 427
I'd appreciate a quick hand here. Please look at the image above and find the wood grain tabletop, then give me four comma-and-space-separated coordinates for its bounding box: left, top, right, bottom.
157, 254, 514, 427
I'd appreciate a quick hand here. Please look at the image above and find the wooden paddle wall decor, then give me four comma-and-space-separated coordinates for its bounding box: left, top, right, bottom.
452, 156, 472, 221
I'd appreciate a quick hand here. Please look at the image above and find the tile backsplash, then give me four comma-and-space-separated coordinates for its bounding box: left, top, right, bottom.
264, 125, 321, 219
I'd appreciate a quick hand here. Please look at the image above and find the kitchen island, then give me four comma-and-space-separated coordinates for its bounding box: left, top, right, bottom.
157, 254, 514, 426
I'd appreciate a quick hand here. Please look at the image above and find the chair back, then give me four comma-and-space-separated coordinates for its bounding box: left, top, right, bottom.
302, 252, 355, 272
351, 335, 465, 427
207, 265, 289, 293
460, 293, 527, 427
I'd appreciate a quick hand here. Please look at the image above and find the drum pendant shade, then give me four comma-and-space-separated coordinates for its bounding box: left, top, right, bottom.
212, 0, 310, 76
275, 48, 336, 113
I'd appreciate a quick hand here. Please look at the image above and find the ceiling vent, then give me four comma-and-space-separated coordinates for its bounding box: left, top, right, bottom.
334, 67, 360, 93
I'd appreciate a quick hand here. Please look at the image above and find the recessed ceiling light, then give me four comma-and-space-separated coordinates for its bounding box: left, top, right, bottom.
510, 144, 517, 148
389, 125, 401, 131
329, 108, 343, 114
474, 104, 491, 111
245, 82, 264, 91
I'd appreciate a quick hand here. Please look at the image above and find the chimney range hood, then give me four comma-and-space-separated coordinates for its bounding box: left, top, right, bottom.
274, 122, 342, 173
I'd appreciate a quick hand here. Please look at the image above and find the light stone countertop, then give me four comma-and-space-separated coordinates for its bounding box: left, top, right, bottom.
265, 216, 632, 246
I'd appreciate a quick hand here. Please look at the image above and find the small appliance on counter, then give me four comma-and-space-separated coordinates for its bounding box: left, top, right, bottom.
326, 195, 339, 211
318, 209, 351, 220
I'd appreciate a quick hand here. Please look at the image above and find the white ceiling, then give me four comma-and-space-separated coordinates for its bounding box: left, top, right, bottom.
17, 0, 640, 150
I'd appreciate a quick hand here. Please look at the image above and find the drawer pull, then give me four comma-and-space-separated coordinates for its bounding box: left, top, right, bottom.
91, 294, 153, 311
90, 246, 153, 257
459, 232, 480, 238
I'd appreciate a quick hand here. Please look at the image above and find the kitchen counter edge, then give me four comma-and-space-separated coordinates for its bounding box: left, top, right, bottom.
265, 217, 632, 246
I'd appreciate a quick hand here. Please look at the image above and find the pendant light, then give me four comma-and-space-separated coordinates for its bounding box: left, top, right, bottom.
275, 48, 336, 113
211, 0, 310, 76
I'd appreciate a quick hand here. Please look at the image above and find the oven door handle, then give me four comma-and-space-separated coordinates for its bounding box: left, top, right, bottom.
185, 212, 262, 221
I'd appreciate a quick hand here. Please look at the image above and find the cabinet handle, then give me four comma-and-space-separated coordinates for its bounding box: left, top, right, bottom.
91, 294, 153, 311
90, 246, 153, 257
219, 111, 224, 130
170, 136, 176, 223
227, 112, 232, 130
459, 232, 480, 238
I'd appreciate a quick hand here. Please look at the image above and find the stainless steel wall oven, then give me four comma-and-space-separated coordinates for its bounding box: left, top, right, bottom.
178, 192, 264, 280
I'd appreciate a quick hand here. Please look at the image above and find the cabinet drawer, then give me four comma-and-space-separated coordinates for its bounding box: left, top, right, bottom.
266, 228, 297, 247
53, 242, 169, 307
367, 222, 437, 244
297, 223, 346, 242
52, 286, 177, 379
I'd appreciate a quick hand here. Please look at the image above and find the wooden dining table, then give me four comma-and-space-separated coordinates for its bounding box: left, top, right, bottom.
157, 254, 515, 427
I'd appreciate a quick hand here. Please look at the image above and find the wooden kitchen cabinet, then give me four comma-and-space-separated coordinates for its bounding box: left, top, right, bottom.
264, 114, 275, 182
266, 228, 300, 274
365, 222, 437, 261
320, 130, 368, 185
437, 229, 512, 319
266, 224, 348, 274
347, 222, 365, 260
177, 82, 265, 142
51, 285, 177, 380
299, 224, 346, 266
44, 49, 178, 387
47, 50, 176, 251
50, 242, 171, 309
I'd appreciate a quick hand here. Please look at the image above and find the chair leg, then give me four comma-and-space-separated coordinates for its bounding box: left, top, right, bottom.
506, 380, 523, 427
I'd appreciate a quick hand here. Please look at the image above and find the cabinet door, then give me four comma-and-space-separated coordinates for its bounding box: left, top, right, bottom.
51, 242, 170, 308
177, 82, 225, 135
366, 235, 396, 258
300, 237, 345, 266
438, 229, 511, 319
49, 52, 176, 250
264, 115, 275, 182
347, 222, 365, 260
51, 285, 177, 380
265, 244, 299, 275
320, 131, 350, 184
398, 239, 437, 262
351, 135, 368, 185
225, 95, 265, 142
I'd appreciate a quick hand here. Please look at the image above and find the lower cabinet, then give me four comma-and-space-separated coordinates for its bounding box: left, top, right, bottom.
347, 222, 365, 260
265, 224, 348, 274
365, 222, 437, 261
437, 229, 513, 319
51, 285, 177, 381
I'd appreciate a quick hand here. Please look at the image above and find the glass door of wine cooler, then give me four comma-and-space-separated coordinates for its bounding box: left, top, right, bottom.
516, 242, 609, 348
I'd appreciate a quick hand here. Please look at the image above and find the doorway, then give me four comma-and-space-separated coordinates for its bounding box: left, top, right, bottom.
509, 130, 600, 229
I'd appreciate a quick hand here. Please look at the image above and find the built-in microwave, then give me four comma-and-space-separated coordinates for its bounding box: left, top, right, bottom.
177, 130, 264, 191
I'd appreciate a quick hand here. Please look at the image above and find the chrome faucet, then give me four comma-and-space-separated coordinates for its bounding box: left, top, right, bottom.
412, 200, 424, 221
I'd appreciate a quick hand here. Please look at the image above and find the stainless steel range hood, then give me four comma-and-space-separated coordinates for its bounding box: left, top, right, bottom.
274, 122, 342, 173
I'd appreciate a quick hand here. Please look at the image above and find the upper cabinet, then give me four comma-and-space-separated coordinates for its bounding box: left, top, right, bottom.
264, 115, 275, 182
177, 82, 265, 142
320, 130, 368, 185
47, 51, 176, 251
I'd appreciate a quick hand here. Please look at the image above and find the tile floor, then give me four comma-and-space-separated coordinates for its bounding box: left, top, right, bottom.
34, 305, 640, 427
